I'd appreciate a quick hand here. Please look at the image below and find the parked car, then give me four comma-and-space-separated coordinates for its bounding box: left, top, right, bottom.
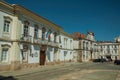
92, 59, 101, 62
92, 58, 107, 63
101, 58, 107, 62
114, 60, 120, 65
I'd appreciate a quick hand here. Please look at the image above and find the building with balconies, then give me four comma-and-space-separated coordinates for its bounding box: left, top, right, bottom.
72, 32, 86, 62
0, 1, 63, 71
72, 32, 99, 62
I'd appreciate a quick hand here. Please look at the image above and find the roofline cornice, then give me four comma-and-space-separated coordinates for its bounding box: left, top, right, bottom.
0, 0, 13, 10
13, 5, 62, 31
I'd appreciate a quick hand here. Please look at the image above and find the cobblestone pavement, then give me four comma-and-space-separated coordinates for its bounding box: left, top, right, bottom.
0, 62, 120, 80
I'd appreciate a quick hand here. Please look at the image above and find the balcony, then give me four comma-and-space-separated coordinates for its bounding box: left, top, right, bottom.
41, 39, 48, 45
48, 41, 59, 47
33, 38, 41, 44
83, 47, 85, 50
20, 34, 32, 43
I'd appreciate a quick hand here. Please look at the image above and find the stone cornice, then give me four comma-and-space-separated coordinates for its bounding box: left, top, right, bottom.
0, 1, 14, 12
13, 5, 62, 31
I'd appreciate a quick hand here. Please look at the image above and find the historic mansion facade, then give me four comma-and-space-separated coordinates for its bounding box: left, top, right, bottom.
0, 1, 120, 71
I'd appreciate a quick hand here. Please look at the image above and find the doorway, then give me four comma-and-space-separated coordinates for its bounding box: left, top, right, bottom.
40, 50, 46, 65
106, 55, 112, 62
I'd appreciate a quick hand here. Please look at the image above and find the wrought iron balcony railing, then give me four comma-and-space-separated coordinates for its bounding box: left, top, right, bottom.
48, 41, 59, 47
33, 37, 41, 44
20, 34, 32, 42
41, 39, 48, 45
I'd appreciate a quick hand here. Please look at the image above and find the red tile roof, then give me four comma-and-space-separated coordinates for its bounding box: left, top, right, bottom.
71, 32, 86, 40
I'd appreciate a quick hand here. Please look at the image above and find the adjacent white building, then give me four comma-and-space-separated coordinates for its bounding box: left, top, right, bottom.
59, 31, 74, 62
96, 36, 120, 61
97, 41, 119, 60
80, 32, 99, 61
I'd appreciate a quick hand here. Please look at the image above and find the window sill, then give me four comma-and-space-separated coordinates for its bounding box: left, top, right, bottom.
2, 32, 10, 34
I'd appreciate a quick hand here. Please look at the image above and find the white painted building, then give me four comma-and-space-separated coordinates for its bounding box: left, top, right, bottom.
72, 32, 99, 62
97, 41, 119, 60
0, 1, 76, 71
0, 1, 18, 71
0, 1, 65, 71
59, 31, 74, 62
73, 40, 80, 62
97, 35, 120, 61
80, 32, 99, 62
0, 1, 120, 71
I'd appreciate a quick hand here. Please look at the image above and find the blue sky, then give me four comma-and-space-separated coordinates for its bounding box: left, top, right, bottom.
4, 0, 120, 41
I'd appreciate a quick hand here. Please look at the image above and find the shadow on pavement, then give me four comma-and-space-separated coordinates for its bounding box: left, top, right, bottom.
0, 75, 17, 80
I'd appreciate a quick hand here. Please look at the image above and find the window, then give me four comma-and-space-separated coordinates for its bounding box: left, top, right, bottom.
107, 45, 109, 48
64, 51, 67, 56
21, 45, 28, 61
24, 25, 28, 37
115, 49, 117, 54
86, 42, 88, 50
101, 48, 103, 52
83, 41, 85, 49
3, 16, 12, 33
115, 45, 117, 48
1, 48, 8, 62
42, 28, 46, 40
59, 36, 61, 43
3, 20, 10, 32
64, 38, 66, 47
22, 51, 27, 61
70, 40, 72, 49
34, 25, 38, 38
23, 21, 29, 37
54, 32, 57, 43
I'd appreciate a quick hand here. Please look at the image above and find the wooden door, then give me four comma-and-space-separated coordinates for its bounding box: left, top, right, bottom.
40, 50, 46, 65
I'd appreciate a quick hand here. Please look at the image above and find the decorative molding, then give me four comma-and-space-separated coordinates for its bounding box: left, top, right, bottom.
1, 44, 11, 48
4, 16, 12, 21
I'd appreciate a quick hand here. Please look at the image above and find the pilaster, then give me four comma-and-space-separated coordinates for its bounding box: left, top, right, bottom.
10, 16, 21, 70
